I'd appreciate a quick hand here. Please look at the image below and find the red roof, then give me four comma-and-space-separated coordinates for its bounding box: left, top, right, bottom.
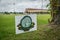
26, 8, 48, 10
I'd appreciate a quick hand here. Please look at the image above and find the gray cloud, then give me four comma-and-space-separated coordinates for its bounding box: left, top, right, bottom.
0, 0, 50, 12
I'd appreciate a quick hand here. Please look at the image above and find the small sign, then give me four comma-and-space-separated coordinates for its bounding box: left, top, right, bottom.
15, 14, 37, 34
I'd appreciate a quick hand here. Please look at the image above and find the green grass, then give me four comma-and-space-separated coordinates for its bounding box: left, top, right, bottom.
37, 14, 51, 25
0, 14, 15, 40
0, 14, 53, 40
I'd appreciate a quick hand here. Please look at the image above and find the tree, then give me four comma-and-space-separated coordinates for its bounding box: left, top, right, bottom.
48, 0, 60, 25
13, 12, 16, 14
4, 12, 10, 14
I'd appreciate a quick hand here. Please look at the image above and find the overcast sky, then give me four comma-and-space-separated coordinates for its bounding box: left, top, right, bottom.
0, 0, 50, 12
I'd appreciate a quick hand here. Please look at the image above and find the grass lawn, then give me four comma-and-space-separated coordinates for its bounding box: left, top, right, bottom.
0, 14, 56, 40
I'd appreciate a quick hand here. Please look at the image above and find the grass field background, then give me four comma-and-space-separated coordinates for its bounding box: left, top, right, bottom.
0, 14, 53, 40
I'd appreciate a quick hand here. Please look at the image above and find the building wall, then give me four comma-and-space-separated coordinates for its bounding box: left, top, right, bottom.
25, 8, 49, 14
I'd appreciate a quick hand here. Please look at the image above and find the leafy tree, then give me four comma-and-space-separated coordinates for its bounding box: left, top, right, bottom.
13, 12, 16, 14
48, 0, 60, 25
4, 12, 9, 14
